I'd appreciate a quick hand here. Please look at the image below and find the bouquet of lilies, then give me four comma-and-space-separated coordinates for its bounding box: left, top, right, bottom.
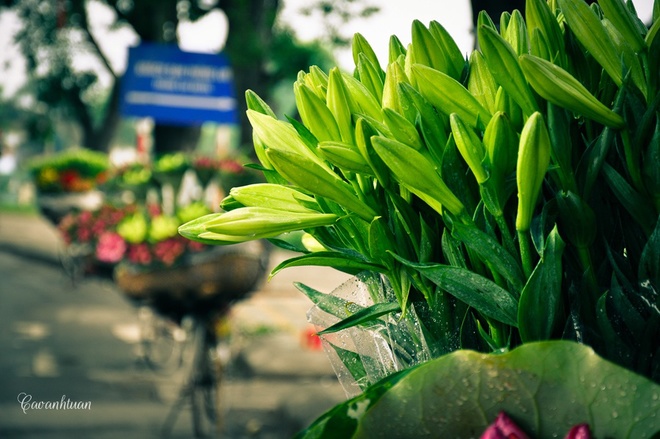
180, 0, 660, 436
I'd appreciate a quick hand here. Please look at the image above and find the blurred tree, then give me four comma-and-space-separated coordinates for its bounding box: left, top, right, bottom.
0, 0, 375, 155
470, 0, 526, 31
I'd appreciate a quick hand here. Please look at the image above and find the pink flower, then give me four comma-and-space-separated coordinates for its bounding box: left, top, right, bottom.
78, 210, 93, 224
95, 232, 127, 263
481, 412, 530, 439
564, 424, 592, 439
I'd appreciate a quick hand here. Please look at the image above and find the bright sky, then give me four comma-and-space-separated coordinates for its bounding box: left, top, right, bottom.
0, 0, 655, 98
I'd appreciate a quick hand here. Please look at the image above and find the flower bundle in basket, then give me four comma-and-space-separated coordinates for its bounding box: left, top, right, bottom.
27, 148, 109, 224
58, 201, 208, 273
28, 148, 109, 194
180, 0, 660, 436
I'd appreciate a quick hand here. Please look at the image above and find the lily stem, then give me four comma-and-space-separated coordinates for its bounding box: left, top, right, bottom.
518, 230, 534, 279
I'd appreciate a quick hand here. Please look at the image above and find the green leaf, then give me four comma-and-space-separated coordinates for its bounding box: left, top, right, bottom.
270, 252, 386, 278
343, 341, 660, 439
294, 368, 411, 439
639, 217, 660, 293
518, 226, 566, 342
394, 256, 519, 327
317, 302, 402, 335
451, 221, 525, 295
298, 341, 660, 438
328, 344, 369, 391
602, 163, 657, 235
295, 282, 365, 320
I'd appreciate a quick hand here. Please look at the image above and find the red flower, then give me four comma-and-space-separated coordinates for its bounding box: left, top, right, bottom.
153, 237, 186, 266
59, 169, 81, 191
187, 240, 206, 252
219, 159, 243, 174
126, 243, 152, 265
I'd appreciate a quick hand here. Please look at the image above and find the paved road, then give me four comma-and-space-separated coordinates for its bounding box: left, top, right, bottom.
0, 214, 350, 438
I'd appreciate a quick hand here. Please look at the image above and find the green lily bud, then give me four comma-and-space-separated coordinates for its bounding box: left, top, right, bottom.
388, 35, 407, 64
339, 71, 383, 121
504, 10, 530, 56
383, 107, 424, 151
398, 82, 449, 162
204, 207, 338, 238
602, 18, 647, 99
598, 0, 646, 53
516, 112, 551, 232
482, 112, 518, 215
294, 82, 341, 143
245, 89, 277, 118
449, 113, 488, 185
499, 11, 511, 36
179, 213, 259, 245
251, 132, 273, 171
478, 10, 497, 31
306, 66, 329, 99
382, 61, 410, 114
372, 136, 466, 218
429, 20, 466, 80
529, 28, 552, 62
357, 53, 384, 103
327, 68, 355, 144
265, 148, 377, 221
228, 183, 321, 213
557, 0, 623, 87
247, 110, 326, 168
478, 24, 540, 118
483, 111, 518, 179
494, 86, 524, 131
525, 0, 566, 67
411, 19, 453, 76
412, 63, 491, 129
556, 191, 597, 248
519, 54, 625, 128
355, 118, 392, 188
352, 32, 383, 76
467, 51, 498, 115
318, 141, 374, 175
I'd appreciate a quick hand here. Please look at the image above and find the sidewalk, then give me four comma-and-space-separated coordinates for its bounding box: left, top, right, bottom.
0, 211, 352, 437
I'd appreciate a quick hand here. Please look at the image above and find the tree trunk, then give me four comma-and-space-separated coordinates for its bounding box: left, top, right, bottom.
221, 0, 280, 155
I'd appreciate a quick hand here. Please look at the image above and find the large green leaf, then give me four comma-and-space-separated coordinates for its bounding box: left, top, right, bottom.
297, 341, 660, 438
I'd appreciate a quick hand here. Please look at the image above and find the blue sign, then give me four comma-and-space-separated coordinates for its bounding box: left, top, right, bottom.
120, 43, 237, 125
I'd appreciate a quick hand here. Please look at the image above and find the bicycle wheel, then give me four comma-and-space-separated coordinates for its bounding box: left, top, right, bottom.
138, 306, 187, 373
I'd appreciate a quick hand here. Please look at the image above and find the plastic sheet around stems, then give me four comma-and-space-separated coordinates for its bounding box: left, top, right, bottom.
307, 271, 431, 397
